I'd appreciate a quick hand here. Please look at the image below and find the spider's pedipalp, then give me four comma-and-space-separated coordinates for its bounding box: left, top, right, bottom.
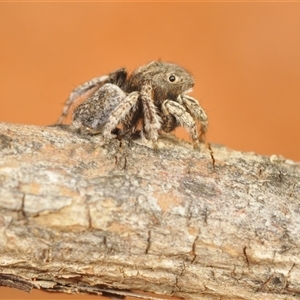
161, 100, 198, 143
177, 94, 208, 141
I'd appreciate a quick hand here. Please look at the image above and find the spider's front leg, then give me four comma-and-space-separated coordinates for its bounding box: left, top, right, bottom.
139, 82, 162, 147
57, 68, 127, 124
177, 94, 208, 142
161, 100, 200, 149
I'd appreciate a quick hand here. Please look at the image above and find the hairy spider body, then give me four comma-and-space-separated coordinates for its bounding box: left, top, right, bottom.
58, 61, 208, 147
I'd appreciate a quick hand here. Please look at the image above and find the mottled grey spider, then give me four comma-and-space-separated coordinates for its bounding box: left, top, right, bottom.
58, 61, 208, 148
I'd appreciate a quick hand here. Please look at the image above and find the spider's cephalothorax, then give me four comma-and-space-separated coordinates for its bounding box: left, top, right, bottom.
58, 61, 208, 148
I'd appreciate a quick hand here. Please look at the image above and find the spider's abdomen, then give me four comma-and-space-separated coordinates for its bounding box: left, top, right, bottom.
72, 83, 126, 132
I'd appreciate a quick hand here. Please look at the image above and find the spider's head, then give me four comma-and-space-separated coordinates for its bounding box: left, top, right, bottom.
162, 63, 195, 98
145, 61, 195, 101
128, 61, 195, 102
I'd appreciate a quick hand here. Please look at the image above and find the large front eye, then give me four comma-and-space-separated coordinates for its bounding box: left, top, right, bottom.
168, 74, 176, 82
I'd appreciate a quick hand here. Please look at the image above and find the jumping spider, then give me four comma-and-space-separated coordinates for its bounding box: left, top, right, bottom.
58, 61, 208, 148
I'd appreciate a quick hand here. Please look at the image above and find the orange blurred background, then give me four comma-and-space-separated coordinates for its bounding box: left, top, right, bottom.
1, 2, 300, 299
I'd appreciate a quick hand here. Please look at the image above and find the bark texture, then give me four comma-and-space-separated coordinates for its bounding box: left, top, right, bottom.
0, 122, 299, 300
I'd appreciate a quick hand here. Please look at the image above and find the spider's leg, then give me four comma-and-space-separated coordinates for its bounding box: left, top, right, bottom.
57, 68, 127, 124
177, 95, 208, 142
102, 92, 140, 140
139, 82, 162, 146
121, 99, 142, 133
72, 83, 127, 134
161, 100, 199, 148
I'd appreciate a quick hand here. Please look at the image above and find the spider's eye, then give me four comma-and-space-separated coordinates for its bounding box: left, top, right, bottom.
168, 74, 176, 82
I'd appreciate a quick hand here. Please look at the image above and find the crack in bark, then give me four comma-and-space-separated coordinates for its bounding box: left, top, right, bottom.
191, 235, 198, 263
285, 263, 296, 290
20, 193, 26, 219
207, 142, 215, 170
278, 171, 283, 182
243, 246, 250, 267
172, 263, 186, 295
145, 230, 151, 254
87, 203, 93, 229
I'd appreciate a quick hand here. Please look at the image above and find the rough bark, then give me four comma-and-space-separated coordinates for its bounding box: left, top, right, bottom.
0, 122, 299, 300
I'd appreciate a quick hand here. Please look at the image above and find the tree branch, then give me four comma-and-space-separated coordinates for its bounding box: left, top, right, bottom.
0, 122, 299, 300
